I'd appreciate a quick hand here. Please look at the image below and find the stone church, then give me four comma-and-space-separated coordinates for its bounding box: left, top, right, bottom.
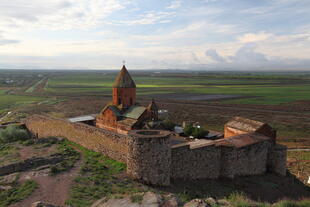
96, 65, 158, 134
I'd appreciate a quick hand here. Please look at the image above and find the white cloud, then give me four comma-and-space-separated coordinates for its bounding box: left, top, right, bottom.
167, 0, 181, 9
0, 0, 125, 31
111, 11, 175, 25
205, 43, 268, 65
0, 33, 20, 45
0, 39, 20, 45
238, 32, 272, 43
231, 43, 268, 63
131, 21, 239, 46
205, 49, 226, 63
0, 1, 310, 70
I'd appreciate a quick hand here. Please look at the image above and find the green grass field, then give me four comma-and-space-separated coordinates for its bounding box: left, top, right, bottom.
25, 78, 46, 93
0, 89, 43, 112
43, 71, 310, 105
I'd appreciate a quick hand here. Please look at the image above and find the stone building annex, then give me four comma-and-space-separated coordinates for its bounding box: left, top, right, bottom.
25, 65, 287, 186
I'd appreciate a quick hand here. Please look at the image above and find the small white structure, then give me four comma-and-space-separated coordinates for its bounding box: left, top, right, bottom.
67, 114, 97, 124
174, 126, 183, 134
5, 80, 14, 84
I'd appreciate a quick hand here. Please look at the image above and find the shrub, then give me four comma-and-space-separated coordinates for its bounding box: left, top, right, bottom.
184, 125, 209, 138
162, 119, 176, 131
0, 125, 30, 143
0, 180, 37, 206
274, 200, 310, 207
49, 141, 80, 175
130, 194, 143, 204
22, 139, 35, 146
184, 125, 195, 136
227, 192, 252, 207
192, 127, 209, 138
50, 165, 60, 175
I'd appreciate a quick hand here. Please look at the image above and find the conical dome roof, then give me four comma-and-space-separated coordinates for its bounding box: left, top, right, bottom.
112, 65, 136, 88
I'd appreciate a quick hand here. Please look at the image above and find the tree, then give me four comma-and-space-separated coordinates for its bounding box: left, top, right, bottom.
162, 119, 176, 131
184, 125, 209, 138
183, 125, 195, 137
192, 127, 209, 138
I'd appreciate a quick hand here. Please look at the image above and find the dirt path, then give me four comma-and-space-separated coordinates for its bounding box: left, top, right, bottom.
0, 111, 11, 122
10, 152, 83, 207
25, 78, 47, 93
18, 144, 58, 160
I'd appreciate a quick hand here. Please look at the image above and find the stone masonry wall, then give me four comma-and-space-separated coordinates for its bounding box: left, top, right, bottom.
219, 147, 237, 178
267, 144, 287, 176
25, 115, 128, 162
171, 143, 221, 179
171, 140, 272, 179
229, 141, 271, 177
25, 115, 286, 186
127, 130, 171, 186
0, 154, 63, 176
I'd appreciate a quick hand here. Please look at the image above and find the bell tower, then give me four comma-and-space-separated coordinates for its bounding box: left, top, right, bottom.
112, 65, 136, 108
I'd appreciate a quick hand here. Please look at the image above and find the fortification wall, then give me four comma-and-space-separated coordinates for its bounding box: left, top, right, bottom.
25, 115, 128, 162
171, 143, 221, 179
229, 141, 271, 177
171, 140, 271, 179
219, 141, 271, 178
25, 115, 286, 186
267, 144, 287, 176
127, 130, 171, 186
219, 147, 237, 178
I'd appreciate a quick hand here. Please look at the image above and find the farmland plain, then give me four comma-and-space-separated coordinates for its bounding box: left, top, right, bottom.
0, 69, 310, 184
44, 71, 310, 104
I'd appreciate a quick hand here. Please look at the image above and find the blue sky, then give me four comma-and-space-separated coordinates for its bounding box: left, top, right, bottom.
0, 0, 310, 70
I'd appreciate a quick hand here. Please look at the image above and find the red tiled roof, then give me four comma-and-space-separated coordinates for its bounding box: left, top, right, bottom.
215, 132, 270, 148
225, 116, 266, 132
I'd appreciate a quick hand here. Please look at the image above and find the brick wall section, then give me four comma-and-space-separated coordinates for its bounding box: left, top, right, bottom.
25, 115, 128, 162
127, 130, 171, 186
96, 108, 119, 133
171, 143, 221, 179
267, 144, 287, 176
113, 87, 136, 107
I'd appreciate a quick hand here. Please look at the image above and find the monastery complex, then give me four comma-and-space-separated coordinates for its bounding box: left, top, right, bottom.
25, 65, 287, 186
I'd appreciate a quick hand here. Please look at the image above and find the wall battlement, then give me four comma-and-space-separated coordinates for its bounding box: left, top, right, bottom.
25, 115, 287, 186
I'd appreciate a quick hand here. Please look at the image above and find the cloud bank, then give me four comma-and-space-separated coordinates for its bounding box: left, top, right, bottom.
0, 0, 309, 70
